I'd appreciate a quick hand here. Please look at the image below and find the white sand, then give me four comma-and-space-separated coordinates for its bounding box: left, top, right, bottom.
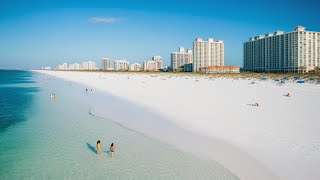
37, 70, 320, 180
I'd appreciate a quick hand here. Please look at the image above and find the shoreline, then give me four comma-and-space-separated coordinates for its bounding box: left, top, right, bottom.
85, 84, 279, 180
40, 70, 320, 81
36, 70, 320, 180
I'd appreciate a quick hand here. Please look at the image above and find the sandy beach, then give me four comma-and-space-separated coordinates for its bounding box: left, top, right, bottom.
37, 70, 320, 180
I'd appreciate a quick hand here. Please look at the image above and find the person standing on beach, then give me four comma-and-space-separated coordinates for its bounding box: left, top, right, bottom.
110, 143, 115, 157
96, 140, 101, 154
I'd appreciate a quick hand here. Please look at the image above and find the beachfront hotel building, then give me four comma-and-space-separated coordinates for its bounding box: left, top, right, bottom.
68, 63, 81, 70
171, 46, 193, 71
152, 56, 163, 70
193, 38, 224, 72
42, 66, 51, 70
57, 63, 68, 70
102, 58, 112, 70
143, 60, 158, 71
243, 26, 320, 73
114, 59, 129, 71
129, 63, 142, 71
82, 61, 96, 70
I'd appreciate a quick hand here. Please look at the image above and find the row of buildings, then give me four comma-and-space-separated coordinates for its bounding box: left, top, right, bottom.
170, 26, 320, 74
54, 61, 96, 71
101, 56, 163, 71
44, 25, 319, 74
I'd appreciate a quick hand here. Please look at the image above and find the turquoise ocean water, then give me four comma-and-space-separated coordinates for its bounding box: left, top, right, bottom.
0, 70, 239, 179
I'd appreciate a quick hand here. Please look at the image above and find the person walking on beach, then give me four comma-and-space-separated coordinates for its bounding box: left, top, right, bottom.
96, 140, 101, 154
110, 143, 115, 157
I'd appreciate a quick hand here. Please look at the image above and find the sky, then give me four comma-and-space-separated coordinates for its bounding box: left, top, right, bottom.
0, 0, 319, 69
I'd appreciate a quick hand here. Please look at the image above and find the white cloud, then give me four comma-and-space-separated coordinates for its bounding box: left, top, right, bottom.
89, 17, 123, 23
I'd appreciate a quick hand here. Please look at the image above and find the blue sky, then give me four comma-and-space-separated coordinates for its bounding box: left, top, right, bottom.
0, 0, 319, 69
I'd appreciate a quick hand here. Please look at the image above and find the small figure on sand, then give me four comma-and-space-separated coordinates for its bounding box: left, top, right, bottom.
110, 143, 115, 157
96, 140, 101, 154
50, 93, 56, 99
253, 102, 259, 107
285, 93, 291, 97
278, 80, 285, 86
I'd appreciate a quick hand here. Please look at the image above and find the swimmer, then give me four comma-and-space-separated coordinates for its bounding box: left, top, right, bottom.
110, 143, 115, 157
91, 89, 93, 93
96, 140, 101, 154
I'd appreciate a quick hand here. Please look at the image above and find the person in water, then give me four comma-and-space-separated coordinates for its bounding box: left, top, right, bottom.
96, 140, 101, 154
110, 143, 115, 157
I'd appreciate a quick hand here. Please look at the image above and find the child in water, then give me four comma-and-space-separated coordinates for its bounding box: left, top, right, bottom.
110, 143, 115, 157
96, 140, 101, 154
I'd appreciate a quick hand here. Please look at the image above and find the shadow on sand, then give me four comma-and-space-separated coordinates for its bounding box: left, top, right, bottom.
86, 142, 97, 154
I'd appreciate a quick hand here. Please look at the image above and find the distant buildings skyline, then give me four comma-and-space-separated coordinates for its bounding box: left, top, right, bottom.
44, 25, 320, 74
55, 61, 96, 70
43, 37, 234, 73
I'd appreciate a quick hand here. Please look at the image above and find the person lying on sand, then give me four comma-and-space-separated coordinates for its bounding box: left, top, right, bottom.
285, 93, 291, 97
253, 102, 259, 107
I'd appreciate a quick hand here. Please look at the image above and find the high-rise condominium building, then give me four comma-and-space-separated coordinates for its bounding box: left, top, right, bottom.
243, 26, 320, 73
193, 38, 224, 72
102, 58, 112, 70
171, 46, 193, 71
129, 63, 142, 71
68, 63, 81, 70
114, 59, 129, 71
143, 60, 158, 71
42, 66, 51, 70
152, 56, 163, 70
82, 61, 96, 70
57, 63, 68, 70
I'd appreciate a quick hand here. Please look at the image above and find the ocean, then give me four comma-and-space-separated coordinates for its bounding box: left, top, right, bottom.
0, 70, 38, 131
0, 70, 239, 179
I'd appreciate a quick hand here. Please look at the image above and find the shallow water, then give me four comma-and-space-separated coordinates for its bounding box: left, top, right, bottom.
0, 71, 239, 179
